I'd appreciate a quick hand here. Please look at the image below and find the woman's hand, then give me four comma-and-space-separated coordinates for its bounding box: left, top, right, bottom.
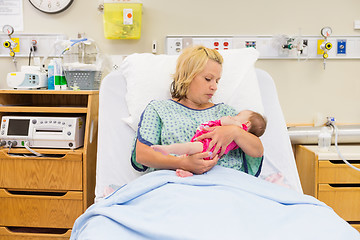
179, 152, 219, 175
196, 125, 238, 158
195, 125, 264, 158
136, 140, 219, 175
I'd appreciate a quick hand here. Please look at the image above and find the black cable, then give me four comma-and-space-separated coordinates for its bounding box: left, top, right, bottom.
28, 45, 37, 66
28, 47, 33, 65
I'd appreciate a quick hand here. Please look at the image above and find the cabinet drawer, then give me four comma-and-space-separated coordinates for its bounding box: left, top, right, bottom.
351, 224, 360, 233
0, 189, 82, 229
0, 227, 71, 240
318, 184, 360, 221
0, 150, 82, 190
318, 160, 360, 184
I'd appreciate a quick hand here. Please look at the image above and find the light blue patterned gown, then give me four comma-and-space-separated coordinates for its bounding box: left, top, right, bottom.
131, 99, 263, 176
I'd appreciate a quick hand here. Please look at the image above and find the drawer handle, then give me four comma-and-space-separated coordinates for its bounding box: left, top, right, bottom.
329, 184, 360, 188
7, 153, 66, 158
90, 120, 94, 143
1, 189, 82, 200
348, 221, 360, 225
329, 160, 360, 164
7, 190, 67, 197
6, 226, 69, 235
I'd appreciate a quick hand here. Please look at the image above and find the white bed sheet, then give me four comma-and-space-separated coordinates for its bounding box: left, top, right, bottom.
95, 68, 302, 202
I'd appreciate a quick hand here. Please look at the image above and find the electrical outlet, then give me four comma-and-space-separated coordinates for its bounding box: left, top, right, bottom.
245, 41, 256, 48
221, 39, 231, 50
166, 38, 183, 55
300, 39, 308, 55
303, 39, 308, 46
211, 39, 231, 50
213, 40, 220, 50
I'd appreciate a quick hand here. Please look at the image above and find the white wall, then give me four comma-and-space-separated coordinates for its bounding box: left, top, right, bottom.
1, 0, 360, 125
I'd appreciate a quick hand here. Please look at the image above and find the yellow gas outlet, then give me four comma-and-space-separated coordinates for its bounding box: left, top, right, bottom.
325, 42, 332, 50
3, 41, 11, 48
11, 37, 19, 52
317, 39, 324, 55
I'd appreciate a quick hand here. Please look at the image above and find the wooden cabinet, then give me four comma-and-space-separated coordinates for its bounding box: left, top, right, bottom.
296, 145, 360, 232
0, 90, 98, 239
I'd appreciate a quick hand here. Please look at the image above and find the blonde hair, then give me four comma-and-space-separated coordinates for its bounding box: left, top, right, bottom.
171, 46, 223, 101
248, 112, 267, 137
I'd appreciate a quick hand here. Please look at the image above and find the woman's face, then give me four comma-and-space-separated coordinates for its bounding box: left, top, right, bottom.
185, 59, 222, 108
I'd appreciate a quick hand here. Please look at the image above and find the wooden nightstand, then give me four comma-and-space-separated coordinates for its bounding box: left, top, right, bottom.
295, 145, 360, 232
0, 90, 98, 239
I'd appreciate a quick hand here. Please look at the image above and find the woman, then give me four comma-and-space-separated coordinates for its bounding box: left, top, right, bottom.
131, 46, 264, 176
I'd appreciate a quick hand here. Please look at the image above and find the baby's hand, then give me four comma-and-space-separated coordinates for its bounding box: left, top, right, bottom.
199, 124, 210, 131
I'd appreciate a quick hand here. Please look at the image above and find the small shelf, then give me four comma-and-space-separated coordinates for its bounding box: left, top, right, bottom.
0, 90, 98, 95
0, 90, 98, 110
0, 106, 88, 113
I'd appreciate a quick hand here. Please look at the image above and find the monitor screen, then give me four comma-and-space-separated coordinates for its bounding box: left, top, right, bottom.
7, 119, 30, 136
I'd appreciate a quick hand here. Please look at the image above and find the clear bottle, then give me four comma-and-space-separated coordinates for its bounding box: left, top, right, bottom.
318, 126, 332, 152
47, 60, 55, 90
53, 58, 67, 90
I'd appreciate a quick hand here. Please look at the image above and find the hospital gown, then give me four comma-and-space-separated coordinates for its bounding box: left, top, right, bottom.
131, 99, 263, 176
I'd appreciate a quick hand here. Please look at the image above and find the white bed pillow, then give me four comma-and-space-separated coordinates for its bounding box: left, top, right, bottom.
120, 48, 264, 131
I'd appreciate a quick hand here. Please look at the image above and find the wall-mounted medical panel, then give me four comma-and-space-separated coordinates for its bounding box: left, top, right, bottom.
0, 33, 67, 57
166, 35, 360, 59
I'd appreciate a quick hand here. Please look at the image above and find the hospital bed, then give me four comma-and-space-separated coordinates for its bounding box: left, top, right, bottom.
70, 49, 360, 239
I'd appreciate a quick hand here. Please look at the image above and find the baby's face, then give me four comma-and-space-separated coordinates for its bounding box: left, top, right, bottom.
233, 110, 252, 124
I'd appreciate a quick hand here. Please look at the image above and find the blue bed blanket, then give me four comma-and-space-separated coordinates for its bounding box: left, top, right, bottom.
71, 166, 360, 240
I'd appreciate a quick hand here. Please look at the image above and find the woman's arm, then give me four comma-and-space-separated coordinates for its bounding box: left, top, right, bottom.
135, 140, 219, 175
195, 125, 263, 158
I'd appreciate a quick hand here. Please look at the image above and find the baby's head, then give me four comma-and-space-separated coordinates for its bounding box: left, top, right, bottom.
236, 110, 267, 137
